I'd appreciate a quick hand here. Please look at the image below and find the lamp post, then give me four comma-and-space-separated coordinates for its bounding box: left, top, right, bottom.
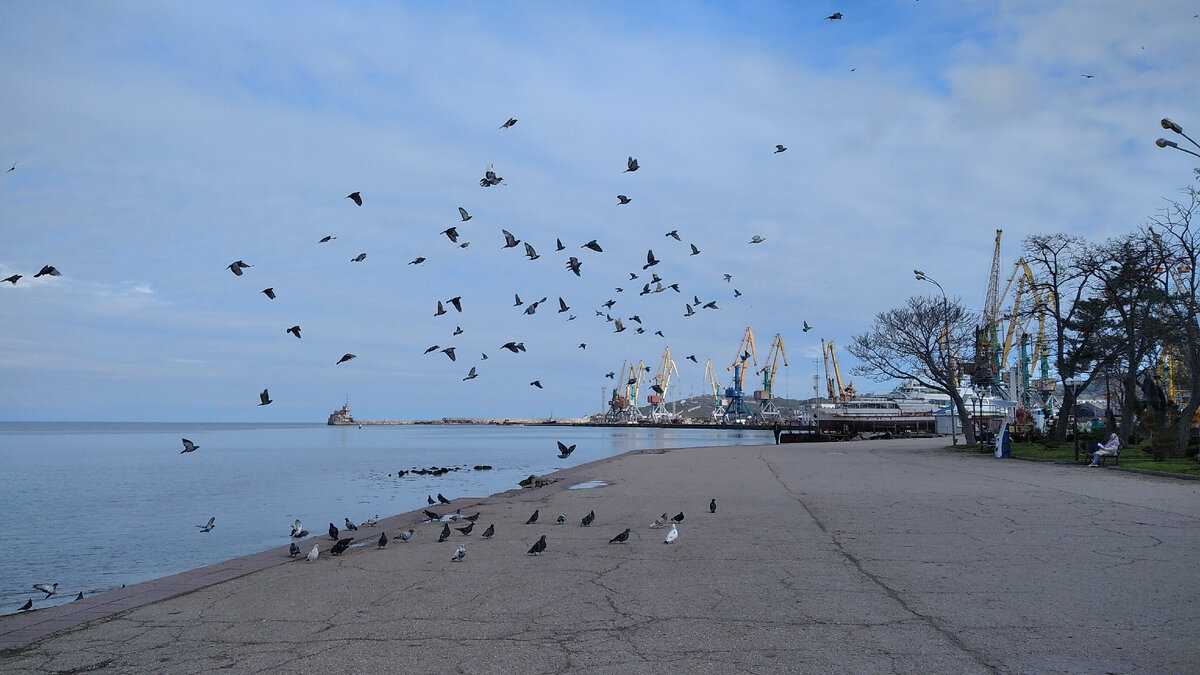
915, 269, 956, 445
1157, 118, 1200, 160
1064, 377, 1081, 462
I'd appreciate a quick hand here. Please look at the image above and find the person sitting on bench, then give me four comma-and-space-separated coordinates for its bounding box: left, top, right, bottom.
1088, 433, 1121, 467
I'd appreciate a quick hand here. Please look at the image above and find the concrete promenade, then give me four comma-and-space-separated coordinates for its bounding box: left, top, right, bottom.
2, 438, 1198, 673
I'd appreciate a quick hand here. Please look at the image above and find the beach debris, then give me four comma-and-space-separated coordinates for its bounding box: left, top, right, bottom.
527, 534, 547, 555
525, 509, 539, 525
180, 438, 199, 454
609, 528, 631, 544
307, 545, 319, 561
556, 441, 576, 459
33, 583, 57, 598
710, 499, 717, 514
329, 523, 339, 540
290, 542, 301, 557
665, 524, 678, 544
438, 524, 451, 542
481, 524, 495, 538
398, 529, 415, 541
197, 517, 215, 533
451, 544, 467, 561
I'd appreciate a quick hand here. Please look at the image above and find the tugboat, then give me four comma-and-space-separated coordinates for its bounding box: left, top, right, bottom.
327, 404, 355, 425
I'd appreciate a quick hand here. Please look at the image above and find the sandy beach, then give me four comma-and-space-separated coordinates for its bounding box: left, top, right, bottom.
2, 437, 1198, 673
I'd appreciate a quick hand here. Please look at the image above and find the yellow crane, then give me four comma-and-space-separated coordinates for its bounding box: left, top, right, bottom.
648, 346, 681, 421
756, 333, 788, 419
606, 359, 631, 421
625, 360, 647, 421
823, 339, 854, 401
724, 327, 757, 421
704, 359, 725, 420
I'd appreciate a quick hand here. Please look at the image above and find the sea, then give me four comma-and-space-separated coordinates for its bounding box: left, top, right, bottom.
0, 422, 769, 615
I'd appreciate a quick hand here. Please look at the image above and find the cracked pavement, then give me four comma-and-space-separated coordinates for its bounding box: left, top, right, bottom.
2, 438, 1198, 673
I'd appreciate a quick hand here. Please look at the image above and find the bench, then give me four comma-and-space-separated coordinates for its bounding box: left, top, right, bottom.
1088, 444, 1121, 466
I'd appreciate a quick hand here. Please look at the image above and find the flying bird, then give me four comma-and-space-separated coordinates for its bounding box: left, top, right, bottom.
684, 304, 695, 317
1081, 74, 1094, 79
734, 289, 742, 297
526, 509, 539, 524
480, 163, 503, 187
463, 366, 478, 381
614, 318, 625, 333
689, 243, 700, 255
3, 274, 20, 285
514, 294, 523, 306
500, 117, 517, 129
617, 195, 631, 204
530, 380, 543, 389
346, 191, 362, 205
665, 230, 680, 241
424, 345, 439, 354
197, 517, 215, 533
582, 240, 603, 253
33, 583, 57, 598
558, 298, 570, 313
261, 288, 275, 299
605, 372, 615, 379
527, 534, 547, 555
609, 528, 631, 544
502, 230, 520, 248
409, 256, 425, 265
643, 250, 660, 269
227, 260, 252, 276
290, 542, 301, 557
451, 544, 467, 561
6, 161, 15, 173
703, 301, 719, 310
337, 353, 357, 365
710, 498, 717, 513
481, 524, 495, 538
435, 301, 447, 316
442, 227, 459, 243
501, 341, 525, 353
557, 441, 576, 458
556, 238, 565, 251
749, 235, 765, 244
578, 343, 586, 349
441, 347, 456, 361
438, 523, 451, 542
344, 517, 359, 531
566, 257, 582, 276
624, 156, 639, 172
803, 321, 812, 332
307, 544, 319, 561
329, 523, 340, 540
524, 242, 540, 260
774, 144, 787, 153
448, 296, 462, 312
665, 524, 678, 544
603, 299, 616, 308
180, 438, 199, 454
258, 389, 272, 406
826, 12, 843, 20
318, 235, 336, 243
453, 327, 462, 337
629, 315, 642, 324
351, 253, 367, 262
458, 206, 472, 221
723, 274, 732, 282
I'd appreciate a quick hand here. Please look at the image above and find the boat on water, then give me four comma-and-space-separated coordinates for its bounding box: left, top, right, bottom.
328, 405, 355, 425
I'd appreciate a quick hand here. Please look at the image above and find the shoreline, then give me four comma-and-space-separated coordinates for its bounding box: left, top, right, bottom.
3, 437, 1197, 672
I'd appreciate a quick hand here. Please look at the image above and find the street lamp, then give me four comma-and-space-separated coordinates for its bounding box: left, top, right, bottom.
915, 269, 956, 446
1157, 118, 1200, 160
1064, 377, 1082, 462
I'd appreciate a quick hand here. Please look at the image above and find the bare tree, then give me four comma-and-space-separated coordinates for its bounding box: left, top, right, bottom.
848, 295, 979, 444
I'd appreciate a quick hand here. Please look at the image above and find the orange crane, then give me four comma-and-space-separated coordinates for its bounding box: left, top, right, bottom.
704, 359, 725, 420
756, 333, 788, 419
822, 339, 855, 401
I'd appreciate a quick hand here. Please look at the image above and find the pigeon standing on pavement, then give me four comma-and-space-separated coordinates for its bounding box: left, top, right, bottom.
329, 523, 339, 540
398, 529, 415, 541
527, 534, 547, 555
438, 523, 451, 542
451, 544, 467, 561
665, 524, 679, 544
526, 509, 539, 524
481, 524, 495, 538
307, 545, 319, 561
710, 499, 717, 514
609, 528, 631, 544
378, 531, 388, 548
289, 542, 301, 557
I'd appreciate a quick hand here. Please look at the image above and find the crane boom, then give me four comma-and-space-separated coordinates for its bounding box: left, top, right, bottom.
756, 333, 789, 419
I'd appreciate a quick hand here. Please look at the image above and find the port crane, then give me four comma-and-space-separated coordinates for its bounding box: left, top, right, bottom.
704, 359, 726, 420
648, 347, 681, 422
606, 359, 646, 422
724, 327, 757, 422
755, 333, 788, 419
822, 338, 854, 401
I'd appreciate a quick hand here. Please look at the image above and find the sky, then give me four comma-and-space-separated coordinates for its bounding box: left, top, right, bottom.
1, 1, 1197, 422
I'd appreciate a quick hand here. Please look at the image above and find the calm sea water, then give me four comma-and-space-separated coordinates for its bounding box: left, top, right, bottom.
0, 422, 768, 614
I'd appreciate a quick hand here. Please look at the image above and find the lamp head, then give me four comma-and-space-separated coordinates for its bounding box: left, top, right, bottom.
1157, 138, 1178, 149
1161, 118, 1182, 133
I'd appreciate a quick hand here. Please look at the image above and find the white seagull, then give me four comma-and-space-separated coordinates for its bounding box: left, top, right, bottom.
307, 544, 319, 561
290, 519, 304, 537
664, 524, 678, 544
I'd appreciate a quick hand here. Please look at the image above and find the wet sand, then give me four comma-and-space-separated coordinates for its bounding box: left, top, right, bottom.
2, 438, 1198, 673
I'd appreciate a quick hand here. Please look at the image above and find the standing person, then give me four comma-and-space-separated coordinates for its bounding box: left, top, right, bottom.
1088, 433, 1121, 467
773, 423, 782, 444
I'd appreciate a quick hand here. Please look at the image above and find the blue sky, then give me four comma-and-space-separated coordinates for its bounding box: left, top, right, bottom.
1, 1, 1196, 422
